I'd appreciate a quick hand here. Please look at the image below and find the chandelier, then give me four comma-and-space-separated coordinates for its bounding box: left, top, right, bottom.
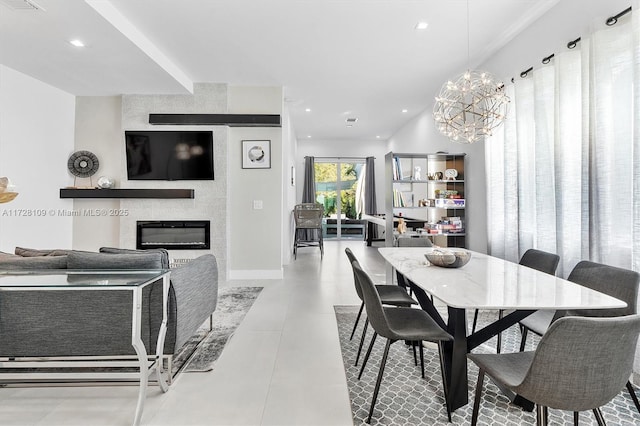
433, 70, 509, 144
432, 0, 509, 144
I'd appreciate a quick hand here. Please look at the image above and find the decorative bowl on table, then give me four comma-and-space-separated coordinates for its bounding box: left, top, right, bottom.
425, 249, 472, 268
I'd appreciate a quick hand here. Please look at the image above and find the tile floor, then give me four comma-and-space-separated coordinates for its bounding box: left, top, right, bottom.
0, 240, 377, 425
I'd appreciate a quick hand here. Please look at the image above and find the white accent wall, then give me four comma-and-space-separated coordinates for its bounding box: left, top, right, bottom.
0, 65, 75, 252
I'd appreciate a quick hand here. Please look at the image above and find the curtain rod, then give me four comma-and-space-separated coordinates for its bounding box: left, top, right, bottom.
513, 6, 632, 82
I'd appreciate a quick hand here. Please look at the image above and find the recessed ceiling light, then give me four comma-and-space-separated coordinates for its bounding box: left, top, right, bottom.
415, 22, 428, 30
69, 39, 85, 47
376, 135, 380, 139
402, 109, 408, 113
307, 135, 311, 138
305, 108, 311, 112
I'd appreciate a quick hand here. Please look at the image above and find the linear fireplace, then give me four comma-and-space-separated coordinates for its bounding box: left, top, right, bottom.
136, 220, 210, 250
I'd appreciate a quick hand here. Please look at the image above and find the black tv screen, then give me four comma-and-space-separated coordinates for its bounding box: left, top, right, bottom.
125, 131, 214, 180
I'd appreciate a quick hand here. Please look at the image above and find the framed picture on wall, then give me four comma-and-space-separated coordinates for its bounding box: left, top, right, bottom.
242, 140, 271, 169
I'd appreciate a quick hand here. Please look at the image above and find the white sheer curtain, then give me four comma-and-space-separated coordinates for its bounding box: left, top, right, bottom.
486, 6, 640, 277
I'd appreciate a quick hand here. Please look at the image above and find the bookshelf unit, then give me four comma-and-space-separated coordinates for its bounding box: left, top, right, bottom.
385, 151, 466, 248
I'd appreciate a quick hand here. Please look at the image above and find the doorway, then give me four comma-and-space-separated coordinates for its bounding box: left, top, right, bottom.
314, 159, 365, 240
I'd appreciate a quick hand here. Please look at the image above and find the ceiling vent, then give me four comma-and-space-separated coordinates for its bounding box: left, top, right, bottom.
0, 0, 45, 11
345, 117, 358, 124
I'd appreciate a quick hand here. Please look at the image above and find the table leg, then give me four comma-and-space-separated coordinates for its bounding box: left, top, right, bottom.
443, 307, 469, 413
155, 275, 170, 393
131, 287, 149, 426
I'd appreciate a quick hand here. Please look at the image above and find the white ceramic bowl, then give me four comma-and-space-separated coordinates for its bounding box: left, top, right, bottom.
425, 249, 472, 268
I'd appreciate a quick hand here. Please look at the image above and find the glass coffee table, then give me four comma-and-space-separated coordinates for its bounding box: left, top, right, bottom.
0, 269, 171, 426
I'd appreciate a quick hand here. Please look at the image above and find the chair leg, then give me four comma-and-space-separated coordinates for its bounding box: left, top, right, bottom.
355, 318, 369, 366
496, 309, 504, 353
573, 411, 579, 425
358, 332, 378, 380
350, 302, 365, 340
543, 406, 549, 425
471, 309, 479, 333
520, 327, 529, 352
437, 342, 451, 423
535, 405, 547, 426
592, 408, 606, 426
412, 341, 418, 366
419, 342, 425, 379
626, 381, 640, 414
366, 339, 393, 424
471, 368, 485, 426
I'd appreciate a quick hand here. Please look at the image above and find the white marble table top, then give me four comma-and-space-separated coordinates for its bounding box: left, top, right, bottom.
378, 247, 627, 310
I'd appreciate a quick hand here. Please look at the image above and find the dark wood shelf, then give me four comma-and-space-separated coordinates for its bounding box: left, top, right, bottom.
59, 188, 195, 199
148, 113, 281, 127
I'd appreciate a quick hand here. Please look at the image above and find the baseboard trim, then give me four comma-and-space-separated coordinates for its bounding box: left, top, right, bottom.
228, 269, 283, 280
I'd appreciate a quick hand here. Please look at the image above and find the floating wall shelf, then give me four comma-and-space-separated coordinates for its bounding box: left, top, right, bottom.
148, 113, 281, 127
59, 189, 195, 199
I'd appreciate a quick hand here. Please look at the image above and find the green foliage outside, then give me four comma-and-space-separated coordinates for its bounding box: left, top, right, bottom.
315, 163, 359, 219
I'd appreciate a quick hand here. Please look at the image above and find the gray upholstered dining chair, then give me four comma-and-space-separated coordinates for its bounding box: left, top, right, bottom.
519, 260, 640, 414
468, 314, 640, 426
352, 261, 453, 424
344, 248, 417, 367
471, 248, 560, 352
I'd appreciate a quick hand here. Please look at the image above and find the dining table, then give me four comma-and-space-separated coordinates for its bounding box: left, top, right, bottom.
377, 247, 627, 414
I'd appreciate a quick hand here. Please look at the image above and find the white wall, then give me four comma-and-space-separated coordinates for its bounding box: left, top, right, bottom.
228, 86, 284, 278
282, 104, 297, 265
72, 96, 121, 251
0, 65, 75, 252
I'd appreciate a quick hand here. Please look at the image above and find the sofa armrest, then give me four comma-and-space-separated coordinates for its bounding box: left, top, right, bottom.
151, 254, 219, 353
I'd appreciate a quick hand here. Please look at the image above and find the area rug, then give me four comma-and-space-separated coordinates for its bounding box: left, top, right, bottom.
335, 305, 640, 426
171, 286, 263, 375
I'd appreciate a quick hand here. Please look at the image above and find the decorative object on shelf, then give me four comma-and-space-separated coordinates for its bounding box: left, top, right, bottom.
432, 0, 509, 144
425, 249, 471, 268
413, 166, 421, 180
397, 218, 407, 234
444, 168, 458, 180
0, 177, 18, 203
242, 140, 271, 169
67, 150, 99, 187
97, 176, 115, 189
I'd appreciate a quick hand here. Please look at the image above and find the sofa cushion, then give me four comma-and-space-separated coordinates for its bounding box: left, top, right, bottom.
15, 247, 72, 257
0, 255, 68, 269
99, 247, 170, 269
67, 251, 164, 270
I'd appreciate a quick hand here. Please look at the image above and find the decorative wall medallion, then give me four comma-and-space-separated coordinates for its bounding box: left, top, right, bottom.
67, 151, 99, 178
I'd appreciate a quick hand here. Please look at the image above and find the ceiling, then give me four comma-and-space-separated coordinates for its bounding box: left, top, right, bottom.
0, 0, 559, 141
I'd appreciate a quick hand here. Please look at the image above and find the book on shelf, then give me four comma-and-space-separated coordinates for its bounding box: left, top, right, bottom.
392, 189, 410, 207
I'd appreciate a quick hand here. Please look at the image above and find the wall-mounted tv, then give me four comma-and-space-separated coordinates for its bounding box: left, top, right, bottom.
125, 130, 214, 180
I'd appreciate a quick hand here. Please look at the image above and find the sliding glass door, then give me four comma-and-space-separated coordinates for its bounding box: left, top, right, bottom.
314, 159, 365, 240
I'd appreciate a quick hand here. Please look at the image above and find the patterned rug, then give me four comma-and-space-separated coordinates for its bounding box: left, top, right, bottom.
335, 305, 640, 425
171, 286, 262, 375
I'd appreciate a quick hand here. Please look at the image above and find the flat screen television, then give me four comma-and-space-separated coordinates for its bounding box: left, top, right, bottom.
125, 130, 214, 180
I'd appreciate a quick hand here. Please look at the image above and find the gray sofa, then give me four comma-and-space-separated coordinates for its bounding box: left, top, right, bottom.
0, 247, 218, 366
